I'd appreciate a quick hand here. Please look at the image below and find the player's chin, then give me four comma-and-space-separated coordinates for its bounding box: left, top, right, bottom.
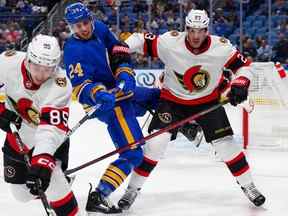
191, 41, 201, 48
34, 78, 47, 85
79, 32, 92, 40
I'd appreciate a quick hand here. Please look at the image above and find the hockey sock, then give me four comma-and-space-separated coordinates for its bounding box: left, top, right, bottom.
129, 156, 158, 190
212, 136, 253, 186
50, 191, 79, 216
98, 163, 129, 196
225, 152, 252, 186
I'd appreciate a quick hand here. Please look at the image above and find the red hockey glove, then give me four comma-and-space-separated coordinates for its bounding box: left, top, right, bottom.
26, 154, 55, 195
228, 76, 250, 106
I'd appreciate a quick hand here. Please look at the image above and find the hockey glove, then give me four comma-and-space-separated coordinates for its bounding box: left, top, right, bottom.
228, 76, 250, 106
109, 42, 131, 73
26, 154, 55, 195
116, 72, 136, 95
0, 108, 22, 132
94, 90, 116, 113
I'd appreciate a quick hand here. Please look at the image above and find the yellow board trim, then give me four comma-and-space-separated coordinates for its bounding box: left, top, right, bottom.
114, 106, 135, 144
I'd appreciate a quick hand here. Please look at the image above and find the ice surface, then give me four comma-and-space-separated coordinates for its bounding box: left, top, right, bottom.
0, 102, 287, 216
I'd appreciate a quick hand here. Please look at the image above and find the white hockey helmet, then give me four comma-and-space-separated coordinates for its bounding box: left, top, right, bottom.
185, 9, 210, 29
26, 34, 61, 67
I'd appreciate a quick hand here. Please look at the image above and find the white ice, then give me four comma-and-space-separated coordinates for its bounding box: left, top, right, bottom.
0, 102, 287, 216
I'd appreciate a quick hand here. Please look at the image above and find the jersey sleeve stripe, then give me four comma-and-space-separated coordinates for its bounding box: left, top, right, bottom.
72, 79, 92, 100
152, 36, 158, 58
224, 51, 251, 74
40, 107, 69, 132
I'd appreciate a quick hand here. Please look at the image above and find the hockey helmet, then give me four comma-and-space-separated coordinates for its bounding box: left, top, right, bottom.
26, 34, 61, 68
185, 9, 210, 29
65, 2, 92, 25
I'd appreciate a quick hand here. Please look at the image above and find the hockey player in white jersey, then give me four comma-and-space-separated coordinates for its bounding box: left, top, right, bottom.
0, 34, 80, 215
118, 9, 265, 210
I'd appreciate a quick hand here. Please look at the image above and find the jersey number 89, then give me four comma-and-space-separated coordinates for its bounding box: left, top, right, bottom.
50, 110, 69, 127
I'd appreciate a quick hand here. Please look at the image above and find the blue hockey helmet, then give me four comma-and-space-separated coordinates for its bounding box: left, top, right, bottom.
65, 2, 92, 25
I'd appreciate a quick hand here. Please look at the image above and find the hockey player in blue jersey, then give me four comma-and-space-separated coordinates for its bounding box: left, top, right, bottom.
63, 2, 158, 214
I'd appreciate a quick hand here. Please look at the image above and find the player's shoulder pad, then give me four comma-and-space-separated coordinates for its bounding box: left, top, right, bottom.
162, 30, 185, 41
45, 69, 72, 106
94, 20, 107, 29
162, 30, 183, 39
219, 36, 229, 44
159, 30, 185, 47
93, 20, 109, 35
4, 49, 16, 57
54, 69, 72, 90
211, 35, 232, 46
64, 36, 81, 51
0, 51, 25, 74
0, 50, 23, 59
63, 37, 85, 62
170, 30, 180, 37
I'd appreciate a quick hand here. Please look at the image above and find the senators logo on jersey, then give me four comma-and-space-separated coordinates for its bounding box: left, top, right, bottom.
8, 97, 40, 126
174, 65, 210, 92
55, 77, 67, 87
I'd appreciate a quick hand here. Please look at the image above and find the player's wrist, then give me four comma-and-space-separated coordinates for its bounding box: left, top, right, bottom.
31, 153, 56, 172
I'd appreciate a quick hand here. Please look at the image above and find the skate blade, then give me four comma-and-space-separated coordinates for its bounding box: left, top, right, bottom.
86, 207, 122, 215
87, 211, 123, 216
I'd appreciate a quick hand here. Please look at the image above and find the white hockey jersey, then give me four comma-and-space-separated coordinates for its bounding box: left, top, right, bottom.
126, 31, 253, 105
0, 51, 72, 156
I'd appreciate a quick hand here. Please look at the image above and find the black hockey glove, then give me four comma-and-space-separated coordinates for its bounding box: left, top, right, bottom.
0, 108, 22, 132
26, 154, 55, 195
228, 76, 250, 106
109, 42, 131, 73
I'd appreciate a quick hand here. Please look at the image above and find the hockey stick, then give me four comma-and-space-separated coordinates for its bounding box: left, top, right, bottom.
65, 99, 229, 175
62, 103, 101, 143
62, 83, 128, 143
9, 124, 56, 216
141, 113, 151, 130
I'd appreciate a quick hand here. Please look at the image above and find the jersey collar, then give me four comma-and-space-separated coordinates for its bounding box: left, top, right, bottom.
21, 60, 41, 90
185, 35, 211, 55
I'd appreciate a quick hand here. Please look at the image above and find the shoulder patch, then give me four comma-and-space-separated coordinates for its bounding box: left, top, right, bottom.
55, 77, 67, 87
219, 37, 228, 44
170, 30, 179, 37
4, 50, 16, 57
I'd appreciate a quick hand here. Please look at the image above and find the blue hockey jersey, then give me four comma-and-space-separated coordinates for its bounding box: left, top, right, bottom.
63, 20, 120, 106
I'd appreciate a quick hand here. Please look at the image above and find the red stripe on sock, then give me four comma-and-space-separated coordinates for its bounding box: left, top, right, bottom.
226, 152, 245, 165
134, 168, 149, 177
143, 156, 158, 165
68, 206, 79, 216
233, 165, 249, 177
50, 191, 74, 208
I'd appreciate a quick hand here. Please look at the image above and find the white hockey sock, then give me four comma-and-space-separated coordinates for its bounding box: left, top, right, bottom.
212, 136, 253, 187
128, 170, 148, 190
